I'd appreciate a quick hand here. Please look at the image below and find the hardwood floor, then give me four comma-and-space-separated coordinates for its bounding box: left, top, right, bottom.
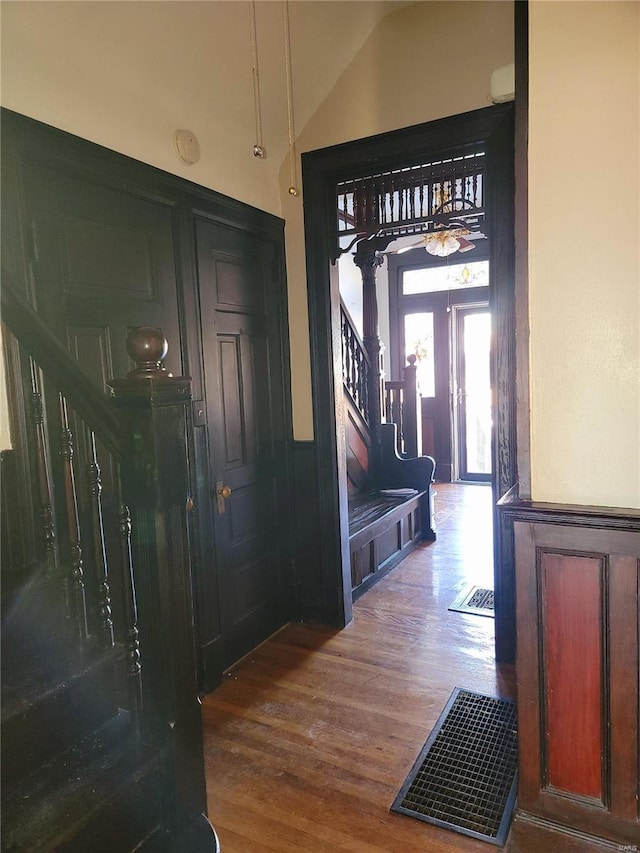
202, 484, 514, 852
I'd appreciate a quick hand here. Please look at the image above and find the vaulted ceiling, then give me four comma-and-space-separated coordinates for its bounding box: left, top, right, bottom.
1, 1, 415, 173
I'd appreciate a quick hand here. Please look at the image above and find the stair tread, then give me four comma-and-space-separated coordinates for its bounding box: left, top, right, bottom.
2, 710, 164, 852
1, 642, 124, 723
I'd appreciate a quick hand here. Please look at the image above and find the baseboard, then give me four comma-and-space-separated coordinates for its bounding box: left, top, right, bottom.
509, 811, 627, 852
197, 637, 223, 696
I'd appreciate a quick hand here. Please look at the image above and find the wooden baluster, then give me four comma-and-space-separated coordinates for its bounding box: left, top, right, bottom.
362, 352, 369, 422
356, 348, 361, 416
353, 336, 360, 409
355, 347, 361, 411
341, 310, 346, 386
348, 330, 356, 397
28, 357, 58, 575
408, 172, 414, 221
344, 322, 351, 393
354, 183, 362, 230
350, 330, 359, 403
117, 491, 143, 729
358, 344, 364, 419
59, 393, 89, 646
342, 311, 352, 394
86, 428, 114, 646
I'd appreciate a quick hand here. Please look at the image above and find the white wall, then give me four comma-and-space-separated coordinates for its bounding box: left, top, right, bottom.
1, 1, 284, 214
528, 1, 640, 508
0, 1, 402, 217
281, 0, 514, 438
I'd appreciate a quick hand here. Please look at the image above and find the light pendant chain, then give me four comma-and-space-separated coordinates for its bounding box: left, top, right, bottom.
283, 1, 299, 196
250, 1, 265, 158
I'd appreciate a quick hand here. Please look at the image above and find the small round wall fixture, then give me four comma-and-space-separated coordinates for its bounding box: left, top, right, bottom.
173, 129, 201, 166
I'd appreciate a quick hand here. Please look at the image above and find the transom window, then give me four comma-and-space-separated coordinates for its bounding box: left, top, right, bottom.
402, 260, 489, 295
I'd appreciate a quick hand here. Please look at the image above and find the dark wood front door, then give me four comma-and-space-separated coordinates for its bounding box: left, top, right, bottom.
195, 219, 290, 668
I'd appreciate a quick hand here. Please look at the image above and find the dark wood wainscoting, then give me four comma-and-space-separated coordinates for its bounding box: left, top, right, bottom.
290, 441, 322, 621
345, 394, 371, 493
499, 494, 640, 849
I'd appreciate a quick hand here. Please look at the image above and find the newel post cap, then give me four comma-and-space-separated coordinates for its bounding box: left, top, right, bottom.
126, 326, 171, 378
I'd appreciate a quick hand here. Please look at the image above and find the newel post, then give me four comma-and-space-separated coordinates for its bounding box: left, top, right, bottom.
108, 328, 218, 850
402, 354, 422, 458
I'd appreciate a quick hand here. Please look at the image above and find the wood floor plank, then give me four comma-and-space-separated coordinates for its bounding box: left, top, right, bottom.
202, 484, 520, 852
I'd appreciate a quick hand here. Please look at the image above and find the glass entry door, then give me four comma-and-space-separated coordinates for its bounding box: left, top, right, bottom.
453, 306, 492, 481
394, 257, 491, 483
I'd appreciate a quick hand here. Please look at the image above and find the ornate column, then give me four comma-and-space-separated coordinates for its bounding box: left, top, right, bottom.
353, 240, 384, 456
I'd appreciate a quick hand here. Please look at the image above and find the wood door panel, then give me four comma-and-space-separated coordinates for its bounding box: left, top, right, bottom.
61, 214, 156, 300
196, 216, 289, 668
231, 556, 274, 622
197, 220, 267, 316
24, 161, 182, 378
214, 255, 257, 312
218, 336, 245, 467
227, 483, 275, 549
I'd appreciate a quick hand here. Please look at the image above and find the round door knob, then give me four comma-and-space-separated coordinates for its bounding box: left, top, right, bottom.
218, 485, 232, 499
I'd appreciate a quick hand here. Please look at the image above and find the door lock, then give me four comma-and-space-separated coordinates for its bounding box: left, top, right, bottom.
216, 481, 232, 514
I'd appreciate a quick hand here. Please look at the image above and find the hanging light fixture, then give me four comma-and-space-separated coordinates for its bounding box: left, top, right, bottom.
424, 232, 461, 257
249, 1, 266, 158
283, 0, 299, 196
423, 227, 476, 257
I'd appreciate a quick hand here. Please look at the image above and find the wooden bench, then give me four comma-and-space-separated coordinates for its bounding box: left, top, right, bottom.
348, 423, 435, 598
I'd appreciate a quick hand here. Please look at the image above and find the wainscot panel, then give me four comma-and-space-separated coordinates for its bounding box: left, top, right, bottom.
499, 492, 640, 850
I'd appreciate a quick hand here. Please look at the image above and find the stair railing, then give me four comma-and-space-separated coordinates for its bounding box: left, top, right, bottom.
340, 301, 370, 424
1, 273, 215, 846
384, 355, 421, 458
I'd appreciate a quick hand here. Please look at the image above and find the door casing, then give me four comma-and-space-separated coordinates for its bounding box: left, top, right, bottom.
302, 104, 518, 662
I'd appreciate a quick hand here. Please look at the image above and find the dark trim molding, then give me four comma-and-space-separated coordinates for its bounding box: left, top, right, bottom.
514, 0, 531, 499
290, 440, 323, 621
498, 487, 640, 530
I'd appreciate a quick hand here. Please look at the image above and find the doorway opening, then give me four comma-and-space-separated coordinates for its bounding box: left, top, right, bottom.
302, 104, 516, 663
389, 252, 492, 485
453, 304, 491, 483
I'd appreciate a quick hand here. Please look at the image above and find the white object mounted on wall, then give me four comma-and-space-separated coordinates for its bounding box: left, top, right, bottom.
173, 129, 201, 166
490, 64, 515, 104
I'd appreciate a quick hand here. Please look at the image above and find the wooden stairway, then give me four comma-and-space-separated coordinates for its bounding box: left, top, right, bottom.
1, 281, 218, 852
